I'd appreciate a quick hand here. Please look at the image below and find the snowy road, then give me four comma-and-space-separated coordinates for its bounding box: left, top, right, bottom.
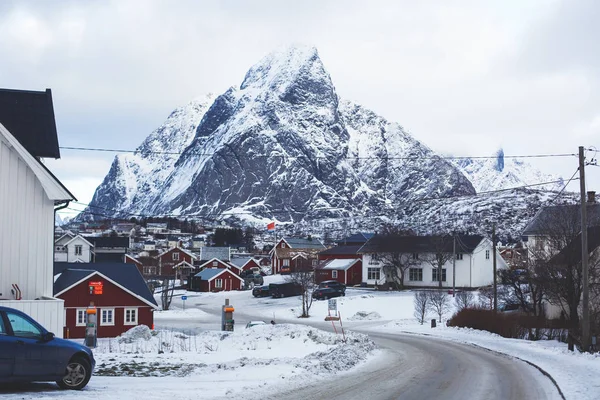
274, 331, 560, 400
159, 302, 561, 400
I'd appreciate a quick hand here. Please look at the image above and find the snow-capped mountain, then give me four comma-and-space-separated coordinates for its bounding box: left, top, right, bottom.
453, 149, 564, 193
82, 46, 564, 240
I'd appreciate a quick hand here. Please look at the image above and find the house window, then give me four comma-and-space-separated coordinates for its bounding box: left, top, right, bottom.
456, 253, 463, 260
213, 261, 218, 267
281, 243, 286, 248
486, 250, 490, 260
409, 268, 423, 281
101, 309, 115, 326
283, 259, 290, 267
215, 279, 223, 288
173, 253, 180, 261
367, 267, 380, 281
332, 270, 338, 279
76, 309, 87, 327
124, 308, 138, 325
75, 245, 82, 256
432, 268, 447, 282
412, 253, 419, 260
312, 259, 317, 266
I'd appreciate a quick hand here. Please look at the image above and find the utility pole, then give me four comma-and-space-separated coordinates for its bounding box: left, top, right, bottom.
452, 233, 456, 297
579, 146, 590, 352
493, 223, 497, 312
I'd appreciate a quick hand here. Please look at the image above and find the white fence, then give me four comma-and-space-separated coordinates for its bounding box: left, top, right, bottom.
2, 297, 64, 338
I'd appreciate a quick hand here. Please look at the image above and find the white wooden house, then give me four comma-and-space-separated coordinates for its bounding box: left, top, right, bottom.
0, 88, 76, 337
359, 234, 507, 288
0, 89, 75, 337
54, 233, 93, 263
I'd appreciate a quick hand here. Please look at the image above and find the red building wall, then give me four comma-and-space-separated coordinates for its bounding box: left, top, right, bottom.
241, 259, 261, 272
198, 270, 242, 292
315, 260, 362, 286
158, 248, 194, 276
58, 277, 154, 339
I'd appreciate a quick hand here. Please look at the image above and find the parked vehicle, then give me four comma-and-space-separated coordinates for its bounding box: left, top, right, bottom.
269, 282, 303, 298
245, 320, 267, 328
313, 280, 346, 300
0, 306, 95, 390
252, 285, 270, 297
243, 272, 264, 287
318, 280, 346, 293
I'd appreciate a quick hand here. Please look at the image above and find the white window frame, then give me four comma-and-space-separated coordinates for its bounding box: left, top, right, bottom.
367, 267, 380, 281
212, 261, 218, 267
173, 252, 180, 261
101, 308, 115, 326
124, 308, 138, 325
281, 243, 286, 248
409, 268, 423, 282
432, 268, 447, 282
76, 308, 87, 327
283, 259, 290, 267
215, 278, 223, 288
486, 250, 490, 260
74, 245, 83, 256
332, 270, 338, 279
456, 253, 463, 260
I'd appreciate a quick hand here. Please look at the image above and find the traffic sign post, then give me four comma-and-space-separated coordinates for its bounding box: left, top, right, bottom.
182, 295, 187, 310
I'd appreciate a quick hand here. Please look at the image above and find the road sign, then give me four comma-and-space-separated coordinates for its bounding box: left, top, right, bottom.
328, 298, 337, 311
181, 295, 188, 300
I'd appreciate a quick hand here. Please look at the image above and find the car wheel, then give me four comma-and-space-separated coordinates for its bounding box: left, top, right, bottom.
56, 357, 92, 390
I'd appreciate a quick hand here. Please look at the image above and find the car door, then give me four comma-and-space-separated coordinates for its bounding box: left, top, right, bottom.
0, 311, 16, 379
5, 310, 58, 378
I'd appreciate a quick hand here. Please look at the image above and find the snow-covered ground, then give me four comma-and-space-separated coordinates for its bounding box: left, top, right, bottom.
157, 283, 600, 400
2, 278, 598, 399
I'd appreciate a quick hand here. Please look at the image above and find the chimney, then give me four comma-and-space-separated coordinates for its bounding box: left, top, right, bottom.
588, 191, 596, 203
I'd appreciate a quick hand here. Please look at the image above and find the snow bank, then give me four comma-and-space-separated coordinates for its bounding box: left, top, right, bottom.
348, 311, 382, 321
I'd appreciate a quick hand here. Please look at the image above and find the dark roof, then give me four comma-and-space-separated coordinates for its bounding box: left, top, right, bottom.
93, 253, 125, 263
283, 237, 326, 249
86, 236, 130, 248
53, 262, 157, 307
318, 245, 362, 256
200, 247, 230, 261
523, 203, 600, 236
337, 233, 375, 245
0, 88, 60, 158
194, 268, 225, 280
358, 234, 484, 254
550, 227, 600, 266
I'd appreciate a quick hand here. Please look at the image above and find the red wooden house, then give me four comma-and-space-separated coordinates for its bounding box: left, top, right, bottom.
270, 237, 326, 274
198, 258, 242, 275
54, 262, 158, 339
156, 246, 197, 280
125, 254, 144, 274
315, 259, 362, 286
230, 256, 262, 274
188, 268, 243, 292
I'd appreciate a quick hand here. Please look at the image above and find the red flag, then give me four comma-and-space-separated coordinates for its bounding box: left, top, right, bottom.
267, 222, 275, 231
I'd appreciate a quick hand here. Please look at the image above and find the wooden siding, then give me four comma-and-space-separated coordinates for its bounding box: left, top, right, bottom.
58, 277, 154, 338
0, 137, 55, 302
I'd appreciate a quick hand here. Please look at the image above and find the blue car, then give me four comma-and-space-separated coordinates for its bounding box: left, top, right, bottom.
0, 306, 95, 390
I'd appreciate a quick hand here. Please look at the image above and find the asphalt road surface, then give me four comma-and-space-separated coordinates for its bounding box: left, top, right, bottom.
273, 331, 561, 400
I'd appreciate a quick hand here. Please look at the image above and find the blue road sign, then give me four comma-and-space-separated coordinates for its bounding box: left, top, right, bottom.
181, 295, 188, 300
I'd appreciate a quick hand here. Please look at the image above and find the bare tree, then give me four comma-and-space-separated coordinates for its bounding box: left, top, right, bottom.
454, 289, 474, 311
498, 265, 545, 316
368, 225, 419, 290
423, 235, 455, 288
478, 286, 494, 310
428, 290, 451, 322
529, 206, 600, 350
285, 261, 315, 318
414, 291, 429, 324
160, 278, 175, 310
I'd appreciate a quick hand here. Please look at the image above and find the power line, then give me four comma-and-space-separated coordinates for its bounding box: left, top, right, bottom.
58, 146, 577, 161
548, 168, 580, 205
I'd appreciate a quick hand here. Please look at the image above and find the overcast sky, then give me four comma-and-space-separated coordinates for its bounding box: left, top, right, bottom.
1, 0, 598, 216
